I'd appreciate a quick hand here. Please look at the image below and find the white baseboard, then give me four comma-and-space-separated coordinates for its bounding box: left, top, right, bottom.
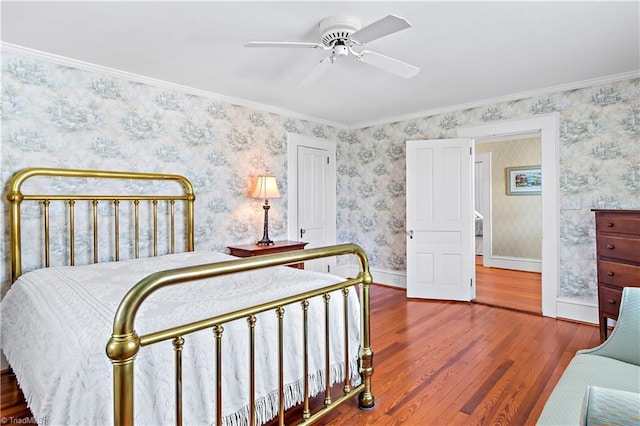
483, 256, 542, 273
334, 264, 407, 289
556, 298, 598, 324
335, 263, 598, 325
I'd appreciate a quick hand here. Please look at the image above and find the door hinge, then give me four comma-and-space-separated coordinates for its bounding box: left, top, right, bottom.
470, 278, 474, 287
327, 265, 330, 273
470, 147, 473, 155
327, 156, 330, 164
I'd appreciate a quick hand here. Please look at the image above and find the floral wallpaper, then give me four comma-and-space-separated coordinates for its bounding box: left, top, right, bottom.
346, 80, 639, 302
2, 48, 639, 304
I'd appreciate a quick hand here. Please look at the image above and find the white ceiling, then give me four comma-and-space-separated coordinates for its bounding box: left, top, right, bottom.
2, 1, 639, 127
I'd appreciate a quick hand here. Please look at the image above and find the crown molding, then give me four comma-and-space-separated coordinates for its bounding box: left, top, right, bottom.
1, 42, 348, 129
3, 42, 637, 131
351, 70, 640, 129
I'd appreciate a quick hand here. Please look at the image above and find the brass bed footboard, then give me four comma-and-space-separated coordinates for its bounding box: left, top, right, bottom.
107, 243, 375, 426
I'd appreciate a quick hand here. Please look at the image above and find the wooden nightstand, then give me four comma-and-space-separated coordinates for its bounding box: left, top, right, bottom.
228, 240, 309, 269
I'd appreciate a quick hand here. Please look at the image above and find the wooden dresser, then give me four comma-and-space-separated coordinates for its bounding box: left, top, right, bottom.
592, 209, 640, 340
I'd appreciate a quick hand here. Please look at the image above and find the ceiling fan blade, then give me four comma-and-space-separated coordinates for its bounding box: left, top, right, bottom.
299, 57, 334, 87
245, 41, 325, 49
349, 15, 411, 44
359, 50, 419, 78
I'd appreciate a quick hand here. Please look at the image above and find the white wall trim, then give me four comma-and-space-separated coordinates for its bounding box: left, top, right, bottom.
484, 256, 542, 273
1, 42, 347, 129
335, 264, 407, 289
556, 298, 598, 325
457, 113, 560, 319
352, 71, 639, 129
335, 263, 598, 325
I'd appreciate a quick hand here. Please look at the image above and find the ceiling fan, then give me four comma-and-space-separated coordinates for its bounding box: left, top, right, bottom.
245, 14, 420, 86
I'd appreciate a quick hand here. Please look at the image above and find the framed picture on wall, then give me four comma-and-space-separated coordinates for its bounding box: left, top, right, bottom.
506, 165, 541, 195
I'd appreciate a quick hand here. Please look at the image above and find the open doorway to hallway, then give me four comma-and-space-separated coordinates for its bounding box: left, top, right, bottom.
473, 133, 542, 314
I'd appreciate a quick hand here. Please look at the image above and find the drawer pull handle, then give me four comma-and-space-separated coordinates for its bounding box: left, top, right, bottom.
607, 222, 614, 227
607, 271, 615, 276
606, 244, 615, 249
608, 299, 616, 305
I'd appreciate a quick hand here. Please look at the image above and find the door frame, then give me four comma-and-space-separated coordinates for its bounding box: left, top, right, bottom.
286, 133, 337, 252
458, 113, 559, 318
474, 152, 492, 262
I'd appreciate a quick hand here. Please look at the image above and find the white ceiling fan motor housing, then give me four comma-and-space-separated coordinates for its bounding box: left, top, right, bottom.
318, 15, 362, 47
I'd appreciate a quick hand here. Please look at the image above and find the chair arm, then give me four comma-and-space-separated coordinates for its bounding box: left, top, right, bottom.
578, 287, 640, 366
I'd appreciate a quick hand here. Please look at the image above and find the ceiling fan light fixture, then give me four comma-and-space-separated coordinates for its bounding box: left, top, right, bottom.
334, 44, 349, 57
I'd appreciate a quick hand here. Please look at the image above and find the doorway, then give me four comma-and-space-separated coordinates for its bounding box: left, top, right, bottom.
458, 113, 559, 318
473, 134, 542, 313
286, 133, 337, 273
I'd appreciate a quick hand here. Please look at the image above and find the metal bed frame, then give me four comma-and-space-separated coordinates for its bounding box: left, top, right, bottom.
6, 167, 374, 426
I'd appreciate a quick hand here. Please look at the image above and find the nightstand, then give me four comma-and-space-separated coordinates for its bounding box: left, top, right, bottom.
228, 240, 309, 269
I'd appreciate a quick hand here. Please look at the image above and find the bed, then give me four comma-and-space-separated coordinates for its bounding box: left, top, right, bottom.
1, 167, 375, 426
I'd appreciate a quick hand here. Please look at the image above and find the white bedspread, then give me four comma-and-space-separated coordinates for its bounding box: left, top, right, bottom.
1, 251, 362, 426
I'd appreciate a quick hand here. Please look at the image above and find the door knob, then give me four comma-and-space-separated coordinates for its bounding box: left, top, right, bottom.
406, 230, 414, 239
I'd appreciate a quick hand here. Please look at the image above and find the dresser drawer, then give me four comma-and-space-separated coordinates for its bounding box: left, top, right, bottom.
596, 235, 640, 263
596, 213, 640, 236
597, 260, 640, 286
598, 285, 623, 317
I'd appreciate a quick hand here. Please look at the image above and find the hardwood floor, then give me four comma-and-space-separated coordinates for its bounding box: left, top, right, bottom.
1, 370, 36, 424
475, 255, 542, 314
320, 285, 598, 425
1, 285, 598, 425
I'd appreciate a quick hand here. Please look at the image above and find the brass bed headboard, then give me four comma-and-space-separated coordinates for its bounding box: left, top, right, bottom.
6, 167, 195, 282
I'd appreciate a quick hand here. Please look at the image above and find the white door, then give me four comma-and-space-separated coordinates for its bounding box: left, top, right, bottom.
287, 134, 336, 273
406, 138, 474, 300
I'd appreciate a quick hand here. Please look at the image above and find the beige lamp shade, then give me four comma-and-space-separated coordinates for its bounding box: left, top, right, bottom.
251, 175, 281, 200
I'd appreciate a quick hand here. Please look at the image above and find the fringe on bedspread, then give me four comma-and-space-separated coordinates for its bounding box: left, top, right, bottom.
221, 356, 362, 426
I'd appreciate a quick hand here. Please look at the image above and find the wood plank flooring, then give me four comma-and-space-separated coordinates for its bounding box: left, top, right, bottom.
319, 285, 599, 425
1, 285, 598, 425
475, 255, 542, 314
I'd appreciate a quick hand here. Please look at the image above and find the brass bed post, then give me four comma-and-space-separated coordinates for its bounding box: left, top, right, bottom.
7, 189, 23, 283
186, 194, 195, 252
356, 250, 375, 410
106, 332, 139, 426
